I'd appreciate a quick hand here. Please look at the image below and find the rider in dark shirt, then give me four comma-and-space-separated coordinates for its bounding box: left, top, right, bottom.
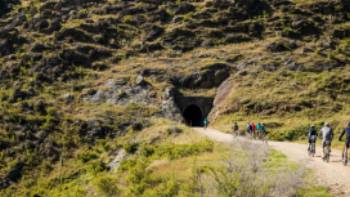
308, 125, 317, 151
339, 122, 350, 149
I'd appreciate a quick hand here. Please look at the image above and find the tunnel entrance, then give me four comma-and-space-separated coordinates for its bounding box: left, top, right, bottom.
173, 92, 213, 127
183, 105, 203, 126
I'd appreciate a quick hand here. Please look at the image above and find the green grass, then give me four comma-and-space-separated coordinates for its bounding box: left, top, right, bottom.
266, 150, 329, 197
298, 186, 331, 197
1, 116, 331, 197
212, 66, 350, 142
0, 1, 346, 196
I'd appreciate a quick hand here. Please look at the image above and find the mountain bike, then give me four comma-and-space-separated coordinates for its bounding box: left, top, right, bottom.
308, 136, 316, 157
231, 129, 238, 139
259, 131, 268, 144
322, 141, 331, 162
308, 142, 316, 157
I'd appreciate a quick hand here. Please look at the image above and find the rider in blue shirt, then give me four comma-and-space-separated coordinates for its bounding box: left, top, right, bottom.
339, 122, 350, 151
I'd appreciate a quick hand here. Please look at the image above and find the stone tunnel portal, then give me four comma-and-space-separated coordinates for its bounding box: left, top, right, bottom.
183, 104, 203, 126
175, 96, 213, 127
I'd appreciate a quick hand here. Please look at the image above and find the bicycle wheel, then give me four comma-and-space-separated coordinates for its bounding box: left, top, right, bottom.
311, 143, 316, 157
344, 147, 348, 166
308, 143, 312, 156
323, 145, 330, 162
326, 145, 331, 162
231, 132, 236, 140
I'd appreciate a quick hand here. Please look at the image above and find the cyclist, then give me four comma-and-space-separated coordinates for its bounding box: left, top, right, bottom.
339, 122, 350, 164
257, 122, 267, 142
256, 123, 262, 138
256, 123, 263, 138
251, 122, 257, 138
320, 122, 333, 161
307, 124, 317, 156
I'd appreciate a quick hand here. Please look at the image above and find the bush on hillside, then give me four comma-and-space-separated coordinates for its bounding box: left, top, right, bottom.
96, 177, 119, 197
193, 141, 306, 197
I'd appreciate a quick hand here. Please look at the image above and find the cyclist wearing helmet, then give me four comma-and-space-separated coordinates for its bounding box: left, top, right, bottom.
339, 122, 350, 164
339, 122, 350, 148
307, 124, 317, 156
320, 122, 333, 161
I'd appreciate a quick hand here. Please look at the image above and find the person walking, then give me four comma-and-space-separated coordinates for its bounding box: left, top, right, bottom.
232, 122, 239, 136
203, 118, 208, 129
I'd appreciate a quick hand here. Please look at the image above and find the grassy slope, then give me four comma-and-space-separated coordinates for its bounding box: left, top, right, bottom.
212, 66, 350, 133
0, 0, 349, 195
0, 32, 339, 197
3, 122, 329, 196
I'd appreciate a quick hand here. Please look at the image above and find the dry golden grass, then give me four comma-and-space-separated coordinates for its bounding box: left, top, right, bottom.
292, 0, 325, 5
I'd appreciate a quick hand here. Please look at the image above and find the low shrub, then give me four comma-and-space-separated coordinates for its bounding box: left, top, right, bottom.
166, 127, 183, 135
96, 177, 119, 197
197, 141, 306, 197
143, 179, 180, 197
140, 145, 155, 157
156, 140, 214, 160
89, 160, 107, 174
124, 142, 139, 154
126, 160, 151, 196
78, 152, 98, 163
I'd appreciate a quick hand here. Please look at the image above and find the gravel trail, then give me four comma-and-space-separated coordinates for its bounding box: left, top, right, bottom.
196, 127, 350, 196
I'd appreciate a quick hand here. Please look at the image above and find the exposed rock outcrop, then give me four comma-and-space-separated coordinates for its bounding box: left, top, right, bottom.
161, 87, 183, 121
172, 63, 231, 89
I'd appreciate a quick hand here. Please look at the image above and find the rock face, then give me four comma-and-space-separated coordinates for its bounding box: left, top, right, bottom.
83, 78, 155, 105
108, 149, 126, 171
333, 27, 350, 39
0, 162, 24, 190
61, 93, 75, 104
0, 0, 19, 17
163, 28, 200, 52
208, 77, 236, 121
267, 39, 298, 52
283, 58, 305, 71
162, 63, 231, 122
78, 119, 117, 143
172, 63, 231, 89
161, 87, 183, 121
174, 2, 196, 15
0, 30, 27, 56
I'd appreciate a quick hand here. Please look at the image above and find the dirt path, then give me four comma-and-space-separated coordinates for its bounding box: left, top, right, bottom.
195, 128, 350, 196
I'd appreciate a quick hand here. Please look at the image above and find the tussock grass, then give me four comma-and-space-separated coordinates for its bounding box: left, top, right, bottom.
190, 139, 328, 197
212, 66, 350, 143
1, 119, 329, 197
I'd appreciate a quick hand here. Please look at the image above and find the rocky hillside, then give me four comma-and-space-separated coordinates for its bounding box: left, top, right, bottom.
0, 0, 349, 195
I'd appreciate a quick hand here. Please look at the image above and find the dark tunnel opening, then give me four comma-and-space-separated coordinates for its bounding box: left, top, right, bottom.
183, 105, 204, 127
